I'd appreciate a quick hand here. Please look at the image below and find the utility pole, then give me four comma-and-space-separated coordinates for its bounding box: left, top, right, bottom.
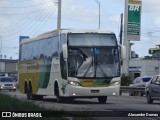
57, 0, 62, 30
120, 13, 123, 45
95, 0, 101, 29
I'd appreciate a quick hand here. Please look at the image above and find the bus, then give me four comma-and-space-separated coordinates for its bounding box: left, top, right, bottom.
19, 29, 125, 103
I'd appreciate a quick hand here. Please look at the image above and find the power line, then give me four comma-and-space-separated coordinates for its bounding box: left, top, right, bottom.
0, 1, 54, 8
0, 0, 35, 2
0, 7, 54, 15
0, 5, 55, 33
0, 2, 56, 57
0, 1, 55, 32
29, 7, 57, 36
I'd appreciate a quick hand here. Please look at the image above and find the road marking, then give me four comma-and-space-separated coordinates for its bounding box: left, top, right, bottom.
144, 117, 160, 120
108, 101, 124, 103
62, 104, 93, 109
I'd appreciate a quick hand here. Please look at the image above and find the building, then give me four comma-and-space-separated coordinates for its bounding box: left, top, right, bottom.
131, 51, 139, 59
129, 59, 160, 80
149, 44, 160, 57
128, 45, 160, 80
0, 59, 18, 77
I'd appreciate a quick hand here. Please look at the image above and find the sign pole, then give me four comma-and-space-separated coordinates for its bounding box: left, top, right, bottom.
122, 0, 142, 75
122, 0, 130, 75
127, 0, 142, 41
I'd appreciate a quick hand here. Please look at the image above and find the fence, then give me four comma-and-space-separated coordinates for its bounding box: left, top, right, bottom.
120, 86, 145, 96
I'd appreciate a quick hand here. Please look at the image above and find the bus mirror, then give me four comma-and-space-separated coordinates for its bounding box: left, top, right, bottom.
62, 44, 68, 60
121, 45, 126, 60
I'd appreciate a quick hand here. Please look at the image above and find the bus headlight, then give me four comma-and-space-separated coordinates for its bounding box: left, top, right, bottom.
68, 81, 81, 86
110, 81, 120, 86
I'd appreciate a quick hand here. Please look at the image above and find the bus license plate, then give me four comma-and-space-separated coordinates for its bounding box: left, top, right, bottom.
91, 90, 99, 93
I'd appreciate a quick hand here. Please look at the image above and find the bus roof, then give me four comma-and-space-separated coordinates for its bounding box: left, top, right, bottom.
20, 29, 115, 44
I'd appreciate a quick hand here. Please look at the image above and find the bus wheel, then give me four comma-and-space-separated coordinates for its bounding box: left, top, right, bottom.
98, 96, 107, 104
55, 85, 63, 103
24, 81, 27, 94
147, 93, 153, 104
27, 84, 33, 100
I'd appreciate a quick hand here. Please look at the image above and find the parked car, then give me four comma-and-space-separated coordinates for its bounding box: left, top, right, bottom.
129, 76, 152, 87
129, 76, 152, 96
0, 76, 17, 91
145, 75, 160, 104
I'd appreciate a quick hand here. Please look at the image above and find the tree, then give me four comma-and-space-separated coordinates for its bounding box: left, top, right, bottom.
121, 74, 131, 86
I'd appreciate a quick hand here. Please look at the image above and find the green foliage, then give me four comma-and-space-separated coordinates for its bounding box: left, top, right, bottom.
0, 93, 91, 120
121, 74, 131, 86
0, 93, 63, 120
0, 93, 46, 111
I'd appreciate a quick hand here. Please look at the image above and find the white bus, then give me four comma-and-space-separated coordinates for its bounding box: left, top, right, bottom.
19, 29, 125, 103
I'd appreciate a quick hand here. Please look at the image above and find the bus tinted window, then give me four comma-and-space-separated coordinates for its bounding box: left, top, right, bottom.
20, 36, 59, 61
68, 34, 117, 47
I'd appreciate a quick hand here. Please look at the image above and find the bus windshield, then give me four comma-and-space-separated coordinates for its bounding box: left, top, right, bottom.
68, 34, 120, 78
68, 33, 117, 47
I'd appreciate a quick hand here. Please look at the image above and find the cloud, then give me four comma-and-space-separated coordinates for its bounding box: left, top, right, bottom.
108, 15, 120, 24
0, 1, 11, 31
32, 0, 101, 25
132, 36, 151, 57
141, 0, 160, 13
0, 0, 9, 6
154, 17, 160, 26
62, 0, 98, 24
0, 17, 10, 29
32, 0, 54, 9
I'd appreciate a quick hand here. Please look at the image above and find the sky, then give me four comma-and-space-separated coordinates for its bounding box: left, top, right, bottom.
0, 0, 160, 59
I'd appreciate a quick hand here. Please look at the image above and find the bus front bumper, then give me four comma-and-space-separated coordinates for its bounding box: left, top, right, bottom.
64, 85, 120, 97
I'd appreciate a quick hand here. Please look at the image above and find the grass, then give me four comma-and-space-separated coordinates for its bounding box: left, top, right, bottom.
0, 93, 46, 111
0, 93, 91, 120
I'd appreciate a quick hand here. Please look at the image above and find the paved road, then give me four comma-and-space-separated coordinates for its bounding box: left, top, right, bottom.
2, 90, 160, 120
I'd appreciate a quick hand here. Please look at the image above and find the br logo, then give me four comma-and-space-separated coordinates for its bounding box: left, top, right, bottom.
129, 5, 140, 11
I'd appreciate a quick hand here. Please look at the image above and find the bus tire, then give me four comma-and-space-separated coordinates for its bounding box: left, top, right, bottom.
27, 82, 33, 100
147, 93, 153, 104
24, 81, 27, 94
55, 84, 64, 103
27, 87, 32, 100
98, 96, 107, 104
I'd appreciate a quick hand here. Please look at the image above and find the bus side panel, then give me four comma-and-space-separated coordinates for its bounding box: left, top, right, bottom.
19, 59, 52, 94
38, 59, 52, 89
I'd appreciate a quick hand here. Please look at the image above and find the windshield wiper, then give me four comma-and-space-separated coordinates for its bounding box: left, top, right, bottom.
97, 64, 108, 77
82, 61, 93, 77
82, 54, 95, 77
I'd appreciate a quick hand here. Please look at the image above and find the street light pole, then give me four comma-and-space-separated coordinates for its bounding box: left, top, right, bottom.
95, 0, 101, 29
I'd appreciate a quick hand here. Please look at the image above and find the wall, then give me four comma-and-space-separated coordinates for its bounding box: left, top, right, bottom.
0, 62, 5, 72
129, 59, 160, 80
0, 59, 18, 74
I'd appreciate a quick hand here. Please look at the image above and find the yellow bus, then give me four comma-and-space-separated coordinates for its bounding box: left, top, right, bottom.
19, 29, 125, 103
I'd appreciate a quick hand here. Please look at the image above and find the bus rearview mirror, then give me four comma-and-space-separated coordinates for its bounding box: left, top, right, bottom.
62, 44, 68, 60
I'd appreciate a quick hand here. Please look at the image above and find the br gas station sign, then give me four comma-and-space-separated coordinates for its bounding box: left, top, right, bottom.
127, 0, 142, 41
